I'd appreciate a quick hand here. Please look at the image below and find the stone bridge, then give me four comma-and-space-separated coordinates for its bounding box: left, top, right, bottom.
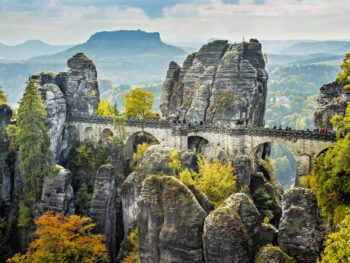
66, 113, 336, 185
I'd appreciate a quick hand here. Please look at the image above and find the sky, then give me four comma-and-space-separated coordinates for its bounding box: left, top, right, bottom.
0, 0, 350, 45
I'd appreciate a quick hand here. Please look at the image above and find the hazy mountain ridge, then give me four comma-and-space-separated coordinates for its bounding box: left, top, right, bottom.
0, 40, 72, 61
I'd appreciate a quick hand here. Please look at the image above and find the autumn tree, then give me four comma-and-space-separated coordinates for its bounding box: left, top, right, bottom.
170, 152, 237, 208
7, 211, 109, 263
131, 142, 150, 167
0, 86, 7, 104
337, 53, 350, 89
16, 80, 53, 231
123, 88, 156, 119
95, 99, 119, 117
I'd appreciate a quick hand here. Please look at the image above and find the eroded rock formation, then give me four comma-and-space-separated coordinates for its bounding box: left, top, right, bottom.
278, 188, 323, 263
39, 166, 75, 215
160, 39, 268, 126
30, 53, 100, 162
90, 164, 120, 263
254, 245, 295, 263
138, 175, 207, 263
314, 80, 350, 131
202, 193, 261, 263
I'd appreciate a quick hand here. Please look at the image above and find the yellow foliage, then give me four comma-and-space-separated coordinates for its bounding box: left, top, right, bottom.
122, 228, 139, 263
0, 86, 7, 104
172, 153, 237, 208
169, 150, 182, 176
123, 88, 155, 119
91, 90, 96, 96
131, 143, 150, 167
96, 99, 117, 117
7, 211, 109, 263
264, 53, 268, 65
320, 211, 350, 263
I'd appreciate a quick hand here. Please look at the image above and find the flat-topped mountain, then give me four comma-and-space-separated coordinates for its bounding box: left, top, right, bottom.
29, 30, 185, 63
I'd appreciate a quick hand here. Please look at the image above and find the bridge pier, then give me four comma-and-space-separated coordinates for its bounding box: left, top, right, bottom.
294, 155, 312, 187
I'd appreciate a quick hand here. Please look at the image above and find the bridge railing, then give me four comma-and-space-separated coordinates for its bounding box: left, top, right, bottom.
66, 113, 336, 141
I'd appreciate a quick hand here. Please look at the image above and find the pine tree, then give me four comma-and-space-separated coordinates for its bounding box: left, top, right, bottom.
16, 80, 53, 204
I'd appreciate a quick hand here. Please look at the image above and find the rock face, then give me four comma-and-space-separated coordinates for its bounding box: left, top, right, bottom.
278, 188, 323, 263
138, 175, 207, 263
121, 145, 198, 232
314, 80, 350, 131
39, 166, 75, 215
90, 164, 120, 263
30, 72, 66, 162
202, 193, 261, 263
160, 39, 268, 126
30, 53, 100, 162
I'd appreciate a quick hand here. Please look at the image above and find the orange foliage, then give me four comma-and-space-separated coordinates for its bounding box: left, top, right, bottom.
7, 211, 109, 263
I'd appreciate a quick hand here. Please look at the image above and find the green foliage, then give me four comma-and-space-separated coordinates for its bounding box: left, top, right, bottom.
255, 244, 295, 263
17, 201, 33, 228
122, 227, 139, 263
75, 183, 92, 217
16, 80, 53, 203
71, 140, 109, 170
337, 53, 350, 89
123, 87, 156, 119
252, 187, 274, 221
320, 211, 350, 263
0, 86, 7, 104
302, 104, 350, 225
0, 217, 13, 262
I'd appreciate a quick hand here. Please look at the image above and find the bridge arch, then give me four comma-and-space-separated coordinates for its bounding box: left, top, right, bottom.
101, 128, 114, 141
125, 131, 160, 159
84, 127, 94, 140
250, 141, 297, 189
188, 135, 209, 154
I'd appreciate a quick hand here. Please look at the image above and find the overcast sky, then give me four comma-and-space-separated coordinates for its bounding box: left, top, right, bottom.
1, 0, 350, 45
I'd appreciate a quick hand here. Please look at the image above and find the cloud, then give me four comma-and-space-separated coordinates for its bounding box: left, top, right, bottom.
0, 0, 349, 45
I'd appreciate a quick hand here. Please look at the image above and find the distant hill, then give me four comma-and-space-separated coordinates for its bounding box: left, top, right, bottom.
0, 30, 186, 104
282, 41, 350, 55
0, 40, 72, 61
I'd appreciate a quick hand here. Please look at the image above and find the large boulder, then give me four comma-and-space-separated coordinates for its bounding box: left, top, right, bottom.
278, 188, 323, 263
90, 164, 121, 263
39, 166, 75, 215
30, 72, 66, 162
138, 175, 207, 263
160, 39, 268, 126
121, 145, 197, 232
202, 193, 261, 263
314, 80, 350, 131
255, 245, 295, 263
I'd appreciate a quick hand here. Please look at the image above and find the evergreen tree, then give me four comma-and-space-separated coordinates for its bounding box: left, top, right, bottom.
0, 86, 7, 104
16, 80, 53, 204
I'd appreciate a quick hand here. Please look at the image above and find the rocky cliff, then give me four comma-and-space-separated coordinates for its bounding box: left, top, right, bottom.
160, 39, 268, 126
314, 80, 350, 131
30, 53, 100, 162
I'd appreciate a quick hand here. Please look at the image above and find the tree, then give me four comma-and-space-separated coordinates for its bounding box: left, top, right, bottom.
337, 53, 350, 89
16, 80, 53, 204
0, 86, 7, 104
302, 104, 350, 224
6, 211, 109, 263
320, 211, 350, 263
95, 99, 119, 117
131, 142, 150, 167
171, 152, 237, 208
123, 88, 156, 119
